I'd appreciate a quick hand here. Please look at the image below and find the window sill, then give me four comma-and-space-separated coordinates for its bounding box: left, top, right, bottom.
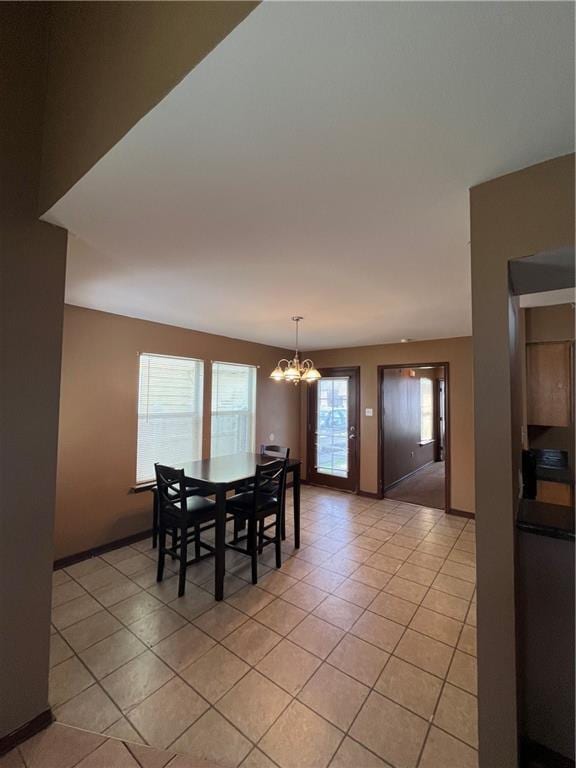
419, 439, 436, 446
131, 481, 156, 494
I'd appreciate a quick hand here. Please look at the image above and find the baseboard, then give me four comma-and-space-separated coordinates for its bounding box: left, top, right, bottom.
0, 708, 53, 757
447, 508, 475, 520
299, 479, 378, 498
357, 490, 383, 500
301, 480, 358, 495
521, 739, 575, 768
383, 460, 437, 492
54, 529, 153, 571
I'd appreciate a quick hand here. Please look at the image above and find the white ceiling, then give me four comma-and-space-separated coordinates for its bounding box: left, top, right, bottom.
44, 2, 574, 350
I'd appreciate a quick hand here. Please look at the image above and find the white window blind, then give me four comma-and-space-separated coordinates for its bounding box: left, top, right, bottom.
136, 353, 204, 483
420, 377, 434, 443
211, 362, 257, 458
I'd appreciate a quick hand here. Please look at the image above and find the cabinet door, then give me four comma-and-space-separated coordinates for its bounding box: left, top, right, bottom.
527, 342, 572, 427
536, 480, 572, 507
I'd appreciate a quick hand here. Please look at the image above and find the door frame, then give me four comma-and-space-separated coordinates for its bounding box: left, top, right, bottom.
377, 362, 451, 513
435, 377, 445, 462
306, 366, 361, 493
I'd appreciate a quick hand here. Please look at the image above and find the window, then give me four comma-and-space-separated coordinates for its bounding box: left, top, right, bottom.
316, 377, 349, 478
211, 362, 257, 457
420, 377, 434, 443
136, 353, 204, 483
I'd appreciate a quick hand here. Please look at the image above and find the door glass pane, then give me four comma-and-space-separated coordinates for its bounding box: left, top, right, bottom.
316, 377, 349, 478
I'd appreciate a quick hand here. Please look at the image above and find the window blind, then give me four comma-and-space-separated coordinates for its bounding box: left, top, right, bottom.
420, 377, 434, 442
136, 353, 204, 483
211, 362, 257, 458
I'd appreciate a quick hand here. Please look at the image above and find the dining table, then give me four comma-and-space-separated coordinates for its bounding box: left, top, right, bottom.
180, 453, 301, 600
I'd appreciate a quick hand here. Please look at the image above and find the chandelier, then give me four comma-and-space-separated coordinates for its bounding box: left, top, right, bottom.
270, 317, 321, 384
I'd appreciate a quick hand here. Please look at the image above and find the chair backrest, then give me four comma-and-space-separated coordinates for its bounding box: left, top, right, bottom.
253, 458, 288, 511
155, 463, 186, 520
260, 444, 290, 459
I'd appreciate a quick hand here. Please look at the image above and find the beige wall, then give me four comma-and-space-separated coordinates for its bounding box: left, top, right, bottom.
55, 306, 300, 560
299, 337, 475, 513
40, 1, 258, 213
0, 5, 68, 739
470, 153, 575, 767
1, 0, 261, 742
525, 303, 574, 342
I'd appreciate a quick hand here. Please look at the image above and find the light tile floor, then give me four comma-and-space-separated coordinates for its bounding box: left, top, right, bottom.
0, 722, 218, 768
7, 487, 478, 768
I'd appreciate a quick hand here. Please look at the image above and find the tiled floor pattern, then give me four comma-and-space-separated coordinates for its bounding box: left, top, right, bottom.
0, 722, 218, 768
34, 488, 477, 768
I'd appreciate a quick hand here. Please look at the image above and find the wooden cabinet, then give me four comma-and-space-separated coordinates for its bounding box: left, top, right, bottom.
536, 480, 572, 507
527, 342, 573, 427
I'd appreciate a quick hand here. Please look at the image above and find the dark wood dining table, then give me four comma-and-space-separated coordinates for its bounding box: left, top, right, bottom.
180, 453, 301, 600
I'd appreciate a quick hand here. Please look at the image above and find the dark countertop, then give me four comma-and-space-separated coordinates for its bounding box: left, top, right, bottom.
517, 499, 575, 541
535, 466, 572, 484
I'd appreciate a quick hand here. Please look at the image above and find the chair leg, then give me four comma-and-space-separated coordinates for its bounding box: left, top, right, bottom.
275, 511, 282, 569
248, 518, 258, 585
156, 524, 166, 583
178, 526, 187, 597
171, 529, 178, 559
258, 520, 264, 554
233, 518, 239, 544
281, 492, 286, 541
194, 524, 201, 560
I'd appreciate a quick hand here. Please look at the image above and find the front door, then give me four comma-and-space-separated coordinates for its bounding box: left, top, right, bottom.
307, 367, 359, 491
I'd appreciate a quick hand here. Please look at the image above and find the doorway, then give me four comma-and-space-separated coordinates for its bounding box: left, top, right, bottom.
378, 363, 450, 511
307, 367, 360, 492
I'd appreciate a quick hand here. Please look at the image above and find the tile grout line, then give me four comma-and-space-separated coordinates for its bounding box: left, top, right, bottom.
320, 518, 473, 768
48, 492, 476, 766
414, 523, 478, 768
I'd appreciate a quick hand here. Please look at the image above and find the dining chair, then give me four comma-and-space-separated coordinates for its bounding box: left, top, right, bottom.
226, 458, 288, 584
155, 463, 217, 597
233, 447, 291, 548
151, 481, 207, 550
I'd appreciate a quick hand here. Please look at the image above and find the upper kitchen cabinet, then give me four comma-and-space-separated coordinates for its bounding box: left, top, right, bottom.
527, 341, 573, 427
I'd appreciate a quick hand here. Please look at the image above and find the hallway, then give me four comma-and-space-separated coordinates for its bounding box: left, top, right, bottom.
385, 461, 446, 511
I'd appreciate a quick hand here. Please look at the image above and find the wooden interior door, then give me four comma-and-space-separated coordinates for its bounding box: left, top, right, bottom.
307, 367, 359, 491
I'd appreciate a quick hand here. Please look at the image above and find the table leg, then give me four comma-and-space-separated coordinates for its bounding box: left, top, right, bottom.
214, 487, 226, 601
293, 464, 301, 549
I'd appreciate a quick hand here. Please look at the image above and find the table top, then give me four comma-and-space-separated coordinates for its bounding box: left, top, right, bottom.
181, 452, 300, 487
